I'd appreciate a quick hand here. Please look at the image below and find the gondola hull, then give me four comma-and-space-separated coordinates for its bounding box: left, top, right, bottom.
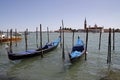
8, 45, 58, 60
7, 37, 60, 60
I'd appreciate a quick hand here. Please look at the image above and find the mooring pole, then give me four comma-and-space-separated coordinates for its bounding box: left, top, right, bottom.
26, 28, 28, 35
36, 27, 38, 48
47, 27, 49, 43
24, 29, 28, 52
9, 29, 12, 52
99, 28, 102, 50
0, 31, 2, 43
40, 24, 43, 58
7, 29, 9, 38
0, 31, 3, 43
107, 28, 111, 64
60, 26, 62, 47
113, 28, 115, 50
15, 29, 17, 47
72, 30, 75, 47
6, 29, 9, 42
62, 20, 65, 60
85, 28, 88, 60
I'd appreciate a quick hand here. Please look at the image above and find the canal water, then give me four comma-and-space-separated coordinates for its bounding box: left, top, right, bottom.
0, 32, 120, 80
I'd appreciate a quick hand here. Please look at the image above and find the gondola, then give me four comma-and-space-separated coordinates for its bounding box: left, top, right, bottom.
6, 37, 60, 60
69, 36, 85, 62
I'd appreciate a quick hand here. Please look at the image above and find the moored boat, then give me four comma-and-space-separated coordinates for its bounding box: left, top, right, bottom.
0, 34, 22, 43
69, 36, 85, 62
6, 37, 60, 60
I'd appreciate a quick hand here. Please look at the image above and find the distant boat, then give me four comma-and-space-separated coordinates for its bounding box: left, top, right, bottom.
13, 32, 22, 36
0, 34, 22, 43
0, 34, 6, 38
69, 36, 85, 62
6, 37, 60, 60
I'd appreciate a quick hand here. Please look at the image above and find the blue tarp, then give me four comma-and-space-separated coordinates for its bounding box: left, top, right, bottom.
27, 50, 36, 53
17, 51, 31, 54
75, 38, 84, 46
16, 50, 36, 55
70, 51, 82, 58
72, 37, 84, 52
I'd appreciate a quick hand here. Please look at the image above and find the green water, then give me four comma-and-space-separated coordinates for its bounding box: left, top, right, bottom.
0, 32, 120, 80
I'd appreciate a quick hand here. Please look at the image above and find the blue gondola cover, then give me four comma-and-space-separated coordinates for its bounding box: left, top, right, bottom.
70, 51, 82, 58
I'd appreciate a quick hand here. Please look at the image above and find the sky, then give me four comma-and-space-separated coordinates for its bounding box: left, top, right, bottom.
0, 0, 120, 31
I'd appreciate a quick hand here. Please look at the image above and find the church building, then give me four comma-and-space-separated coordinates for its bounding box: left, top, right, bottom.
84, 18, 104, 33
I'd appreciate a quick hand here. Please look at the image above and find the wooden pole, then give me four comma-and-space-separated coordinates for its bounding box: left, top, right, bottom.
72, 30, 75, 47
60, 26, 62, 48
24, 29, 28, 52
36, 27, 38, 48
40, 24, 43, 58
99, 28, 102, 50
113, 28, 115, 50
107, 28, 111, 64
7, 29, 9, 42
40, 24, 42, 48
9, 29, 12, 52
47, 27, 49, 43
0, 31, 3, 43
15, 29, 17, 47
7, 29, 9, 38
0, 31, 2, 43
26, 28, 28, 35
62, 20, 65, 60
85, 28, 88, 60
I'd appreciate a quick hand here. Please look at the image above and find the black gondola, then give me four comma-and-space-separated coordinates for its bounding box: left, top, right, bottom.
69, 36, 85, 62
6, 37, 60, 60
